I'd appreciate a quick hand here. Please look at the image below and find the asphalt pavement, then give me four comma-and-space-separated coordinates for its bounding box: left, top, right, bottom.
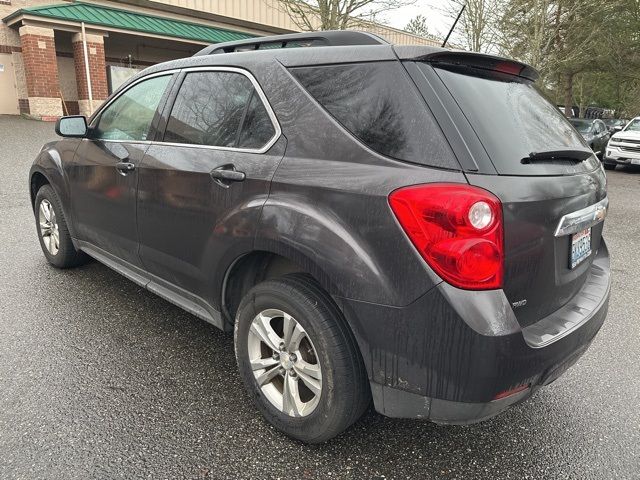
1, 115, 639, 479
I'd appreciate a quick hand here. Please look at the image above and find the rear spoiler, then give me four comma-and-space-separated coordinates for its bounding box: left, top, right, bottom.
394, 46, 539, 82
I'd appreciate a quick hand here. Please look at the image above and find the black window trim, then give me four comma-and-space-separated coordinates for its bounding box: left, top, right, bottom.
157, 66, 281, 154
87, 70, 180, 145
234, 89, 255, 147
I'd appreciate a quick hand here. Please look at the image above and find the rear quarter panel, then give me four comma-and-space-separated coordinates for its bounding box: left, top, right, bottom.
253, 60, 466, 306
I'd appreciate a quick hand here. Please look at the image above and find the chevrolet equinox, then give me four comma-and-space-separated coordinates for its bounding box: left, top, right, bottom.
29, 31, 611, 443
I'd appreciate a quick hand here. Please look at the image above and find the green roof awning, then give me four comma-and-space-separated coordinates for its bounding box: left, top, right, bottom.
4, 2, 255, 44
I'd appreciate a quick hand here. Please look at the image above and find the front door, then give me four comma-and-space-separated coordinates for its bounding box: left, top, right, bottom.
67, 74, 173, 266
137, 69, 283, 306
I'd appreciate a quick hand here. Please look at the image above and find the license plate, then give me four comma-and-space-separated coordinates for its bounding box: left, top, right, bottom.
570, 228, 592, 269
631, 159, 640, 165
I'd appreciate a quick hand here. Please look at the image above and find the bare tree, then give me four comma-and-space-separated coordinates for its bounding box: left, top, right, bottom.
499, 0, 627, 116
405, 14, 430, 37
277, 0, 416, 31
441, 0, 503, 52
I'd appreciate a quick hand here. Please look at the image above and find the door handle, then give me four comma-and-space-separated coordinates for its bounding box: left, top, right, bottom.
115, 161, 135, 173
210, 164, 246, 185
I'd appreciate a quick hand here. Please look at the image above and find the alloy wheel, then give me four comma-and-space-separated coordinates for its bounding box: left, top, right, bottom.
39, 199, 60, 256
247, 309, 322, 417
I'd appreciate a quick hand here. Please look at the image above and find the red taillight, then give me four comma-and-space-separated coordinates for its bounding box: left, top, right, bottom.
493, 384, 530, 400
389, 183, 504, 290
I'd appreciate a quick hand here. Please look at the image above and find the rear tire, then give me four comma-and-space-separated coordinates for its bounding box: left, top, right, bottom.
34, 185, 89, 268
234, 274, 370, 443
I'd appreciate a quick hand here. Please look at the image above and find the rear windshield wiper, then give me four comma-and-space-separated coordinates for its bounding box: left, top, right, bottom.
521, 149, 593, 164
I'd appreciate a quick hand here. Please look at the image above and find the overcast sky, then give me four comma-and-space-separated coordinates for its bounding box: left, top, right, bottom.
380, 0, 452, 38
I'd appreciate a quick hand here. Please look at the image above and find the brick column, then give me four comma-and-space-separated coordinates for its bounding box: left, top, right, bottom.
72, 33, 107, 117
18, 25, 62, 120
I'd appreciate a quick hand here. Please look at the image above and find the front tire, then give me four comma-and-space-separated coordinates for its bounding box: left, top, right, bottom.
603, 163, 616, 171
34, 185, 88, 268
234, 274, 370, 443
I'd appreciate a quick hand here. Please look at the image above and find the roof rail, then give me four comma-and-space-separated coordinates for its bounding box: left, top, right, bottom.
194, 30, 388, 56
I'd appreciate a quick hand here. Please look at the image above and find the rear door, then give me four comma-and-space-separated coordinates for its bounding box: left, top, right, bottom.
68, 73, 174, 266
136, 68, 284, 307
407, 59, 607, 327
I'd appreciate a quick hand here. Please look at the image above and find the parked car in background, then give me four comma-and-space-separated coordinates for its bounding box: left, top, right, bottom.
29, 31, 611, 443
603, 118, 628, 134
557, 105, 579, 117
604, 117, 640, 170
584, 107, 615, 119
569, 118, 610, 158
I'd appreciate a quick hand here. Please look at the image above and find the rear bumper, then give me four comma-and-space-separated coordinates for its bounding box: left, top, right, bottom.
339, 241, 610, 423
369, 334, 595, 423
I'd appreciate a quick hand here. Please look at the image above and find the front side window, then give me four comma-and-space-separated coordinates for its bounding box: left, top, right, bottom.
94, 75, 171, 141
164, 71, 275, 149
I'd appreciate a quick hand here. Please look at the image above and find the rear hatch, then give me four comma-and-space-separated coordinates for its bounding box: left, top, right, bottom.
403, 51, 607, 327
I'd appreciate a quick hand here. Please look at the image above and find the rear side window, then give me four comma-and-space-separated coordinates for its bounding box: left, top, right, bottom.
430, 65, 590, 175
164, 71, 275, 149
291, 62, 457, 169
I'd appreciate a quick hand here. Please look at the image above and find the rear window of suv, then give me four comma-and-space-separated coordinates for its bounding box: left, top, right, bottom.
429, 65, 591, 175
291, 62, 458, 169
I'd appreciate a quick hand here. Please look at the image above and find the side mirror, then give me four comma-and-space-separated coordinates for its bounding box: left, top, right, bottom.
55, 115, 87, 138
613, 125, 623, 132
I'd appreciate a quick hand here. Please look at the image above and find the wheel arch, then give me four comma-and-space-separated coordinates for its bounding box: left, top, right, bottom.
221, 248, 341, 327
29, 167, 79, 241
29, 170, 51, 210
222, 248, 373, 391
29, 145, 77, 238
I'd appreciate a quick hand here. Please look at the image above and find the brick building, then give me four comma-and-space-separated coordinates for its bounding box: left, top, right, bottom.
0, 0, 440, 119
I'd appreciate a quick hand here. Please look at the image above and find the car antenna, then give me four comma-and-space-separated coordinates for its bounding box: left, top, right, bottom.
442, 2, 466, 48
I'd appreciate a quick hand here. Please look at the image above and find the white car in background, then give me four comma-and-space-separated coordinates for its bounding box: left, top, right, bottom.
604, 117, 640, 170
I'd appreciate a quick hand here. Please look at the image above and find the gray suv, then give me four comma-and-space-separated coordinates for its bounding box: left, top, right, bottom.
30, 31, 611, 443
569, 118, 610, 158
